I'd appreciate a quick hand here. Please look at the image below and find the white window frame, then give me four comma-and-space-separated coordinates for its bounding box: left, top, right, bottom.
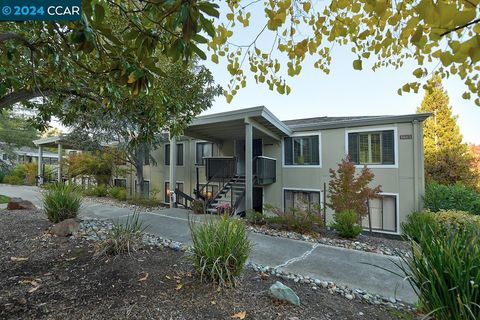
362, 192, 400, 235
164, 141, 185, 167
195, 141, 213, 166
345, 126, 398, 169
282, 131, 322, 168
282, 187, 324, 211
164, 180, 185, 204
134, 179, 150, 196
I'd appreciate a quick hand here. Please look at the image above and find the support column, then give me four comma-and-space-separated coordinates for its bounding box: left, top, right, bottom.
57, 143, 63, 182
37, 146, 44, 185
245, 122, 253, 211
169, 134, 177, 208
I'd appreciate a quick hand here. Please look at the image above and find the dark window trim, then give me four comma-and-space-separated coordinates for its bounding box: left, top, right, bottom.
283, 134, 321, 167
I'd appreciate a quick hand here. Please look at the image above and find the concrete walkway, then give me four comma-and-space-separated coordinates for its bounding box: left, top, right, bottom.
0, 184, 416, 304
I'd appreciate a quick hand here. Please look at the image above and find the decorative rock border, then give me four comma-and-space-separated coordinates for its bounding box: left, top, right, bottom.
247, 225, 407, 257
83, 196, 167, 212
72, 218, 414, 312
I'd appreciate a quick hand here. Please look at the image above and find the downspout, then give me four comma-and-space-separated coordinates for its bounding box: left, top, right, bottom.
412, 120, 420, 212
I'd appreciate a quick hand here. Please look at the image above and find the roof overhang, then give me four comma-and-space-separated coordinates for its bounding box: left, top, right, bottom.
33, 136, 76, 149
184, 106, 292, 142
289, 113, 432, 132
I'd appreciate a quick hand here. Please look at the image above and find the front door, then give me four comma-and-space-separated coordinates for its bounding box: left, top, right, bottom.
235, 139, 262, 175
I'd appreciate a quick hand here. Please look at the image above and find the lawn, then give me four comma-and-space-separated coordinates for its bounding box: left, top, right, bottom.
0, 208, 415, 319
0, 194, 10, 204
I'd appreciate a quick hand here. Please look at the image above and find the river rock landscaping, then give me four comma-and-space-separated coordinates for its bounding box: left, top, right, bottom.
1, 209, 416, 319
247, 224, 409, 257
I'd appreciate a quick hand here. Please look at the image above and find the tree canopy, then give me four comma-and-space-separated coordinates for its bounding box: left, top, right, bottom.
417, 75, 478, 187
1, 0, 479, 119
0, 110, 39, 148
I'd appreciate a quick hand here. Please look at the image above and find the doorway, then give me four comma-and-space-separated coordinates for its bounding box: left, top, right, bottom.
235, 139, 262, 175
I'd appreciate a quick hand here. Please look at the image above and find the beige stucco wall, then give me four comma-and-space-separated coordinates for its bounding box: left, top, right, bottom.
120, 120, 424, 234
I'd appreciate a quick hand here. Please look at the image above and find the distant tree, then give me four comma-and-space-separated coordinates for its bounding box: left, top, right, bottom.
469, 144, 480, 190
65, 61, 221, 195
417, 75, 478, 187
0, 110, 39, 148
328, 158, 382, 223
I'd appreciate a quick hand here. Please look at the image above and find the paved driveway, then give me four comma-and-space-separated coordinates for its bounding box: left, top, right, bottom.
0, 184, 416, 304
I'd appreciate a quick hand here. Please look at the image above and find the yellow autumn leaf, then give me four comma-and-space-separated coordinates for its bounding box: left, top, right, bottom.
127, 72, 137, 84
302, 2, 311, 12
175, 283, 183, 290
231, 311, 247, 319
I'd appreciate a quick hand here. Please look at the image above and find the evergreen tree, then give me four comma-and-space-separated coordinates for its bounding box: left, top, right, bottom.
417, 75, 477, 187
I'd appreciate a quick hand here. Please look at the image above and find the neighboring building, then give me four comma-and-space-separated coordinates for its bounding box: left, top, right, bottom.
117, 106, 429, 235
0, 145, 59, 166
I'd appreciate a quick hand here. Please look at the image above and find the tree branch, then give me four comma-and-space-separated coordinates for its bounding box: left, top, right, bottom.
0, 88, 103, 110
0, 32, 36, 50
440, 18, 480, 37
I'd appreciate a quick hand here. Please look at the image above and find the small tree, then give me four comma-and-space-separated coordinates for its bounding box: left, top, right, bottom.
327, 158, 382, 223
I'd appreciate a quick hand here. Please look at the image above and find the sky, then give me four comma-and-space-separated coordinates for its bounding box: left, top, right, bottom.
199, 4, 480, 144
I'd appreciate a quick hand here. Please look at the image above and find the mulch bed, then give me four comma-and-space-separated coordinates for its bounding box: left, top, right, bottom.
0, 209, 415, 319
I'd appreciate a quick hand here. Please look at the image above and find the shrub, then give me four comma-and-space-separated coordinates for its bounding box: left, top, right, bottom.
401, 211, 440, 243
84, 184, 108, 197
245, 209, 266, 225
191, 199, 205, 214
435, 210, 480, 231
400, 221, 480, 319
330, 210, 363, 238
127, 196, 163, 208
43, 183, 82, 223
264, 204, 324, 234
95, 212, 146, 256
3, 175, 23, 185
108, 186, 127, 201
424, 182, 480, 215
403, 210, 480, 242
189, 214, 252, 286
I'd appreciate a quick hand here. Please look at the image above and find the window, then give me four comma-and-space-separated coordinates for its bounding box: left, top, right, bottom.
284, 189, 321, 212
284, 135, 320, 166
144, 148, 150, 166
348, 130, 395, 165
362, 194, 398, 233
197, 183, 219, 199
196, 142, 212, 165
165, 143, 184, 166
164, 182, 184, 203
2, 154, 7, 160
69, 151, 77, 156
114, 178, 127, 188
134, 180, 150, 197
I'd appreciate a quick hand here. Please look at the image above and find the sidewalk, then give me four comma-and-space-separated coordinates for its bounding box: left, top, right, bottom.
0, 184, 416, 304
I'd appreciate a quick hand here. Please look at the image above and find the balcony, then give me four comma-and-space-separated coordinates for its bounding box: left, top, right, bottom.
254, 156, 276, 185
205, 157, 237, 181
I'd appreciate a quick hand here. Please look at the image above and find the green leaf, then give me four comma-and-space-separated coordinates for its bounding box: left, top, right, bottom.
413, 68, 423, 78
94, 3, 105, 23
193, 34, 208, 44
198, 2, 220, 18
199, 15, 216, 38
353, 59, 362, 70
191, 44, 207, 60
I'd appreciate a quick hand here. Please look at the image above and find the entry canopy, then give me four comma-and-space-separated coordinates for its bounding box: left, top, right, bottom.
184, 106, 292, 143
33, 136, 76, 149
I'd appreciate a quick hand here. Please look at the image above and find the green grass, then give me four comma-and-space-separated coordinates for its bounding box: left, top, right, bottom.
0, 194, 10, 204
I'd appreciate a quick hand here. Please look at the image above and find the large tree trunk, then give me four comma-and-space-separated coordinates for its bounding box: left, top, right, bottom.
134, 143, 146, 198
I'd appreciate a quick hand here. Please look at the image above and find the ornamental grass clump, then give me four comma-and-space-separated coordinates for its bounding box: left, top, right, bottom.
95, 212, 146, 257
43, 183, 82, 223
399, 213, 480, 319
189, 214, 252, 287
